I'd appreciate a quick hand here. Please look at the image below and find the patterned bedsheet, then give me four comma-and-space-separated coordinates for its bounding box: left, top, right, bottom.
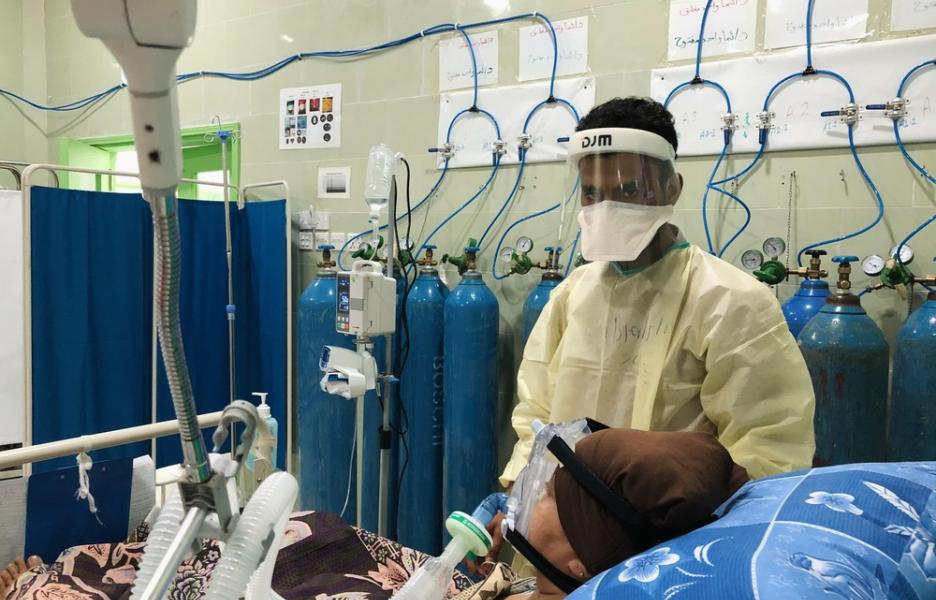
5, 512, 473, 600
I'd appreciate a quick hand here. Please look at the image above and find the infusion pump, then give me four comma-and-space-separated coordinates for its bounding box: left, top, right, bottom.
336, 260, 397, 337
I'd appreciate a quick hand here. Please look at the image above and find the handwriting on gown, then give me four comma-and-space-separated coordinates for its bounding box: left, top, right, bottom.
610, 315, 670, 344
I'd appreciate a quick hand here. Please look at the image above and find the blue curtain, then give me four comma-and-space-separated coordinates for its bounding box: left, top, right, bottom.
30, 187, 287, 472
30, 188, 153, 472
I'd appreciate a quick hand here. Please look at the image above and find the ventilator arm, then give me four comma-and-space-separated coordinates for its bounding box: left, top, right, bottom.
699, 315, 817, 480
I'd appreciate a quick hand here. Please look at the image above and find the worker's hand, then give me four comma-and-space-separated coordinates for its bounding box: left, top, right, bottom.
463, 511, 506, 577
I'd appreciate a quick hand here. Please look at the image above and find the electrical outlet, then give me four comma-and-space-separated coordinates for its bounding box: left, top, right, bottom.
297, 210, 315, 231
315, 210, 330, 230
298, 231, 314, 251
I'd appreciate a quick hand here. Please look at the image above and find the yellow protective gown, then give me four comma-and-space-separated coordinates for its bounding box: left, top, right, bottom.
501, 243, 815, 485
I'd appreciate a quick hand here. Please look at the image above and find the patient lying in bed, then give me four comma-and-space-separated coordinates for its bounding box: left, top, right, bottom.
5, 427, 934, 600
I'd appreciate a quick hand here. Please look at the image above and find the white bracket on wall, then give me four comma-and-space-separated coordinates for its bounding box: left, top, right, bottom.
755, 111, 775, 131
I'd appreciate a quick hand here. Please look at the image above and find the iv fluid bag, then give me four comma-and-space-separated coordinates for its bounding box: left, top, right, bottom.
364, 143, 394, 211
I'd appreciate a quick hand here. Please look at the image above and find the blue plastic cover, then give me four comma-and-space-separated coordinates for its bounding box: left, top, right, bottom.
25, 457, 133, 562
571, 462, 936, 600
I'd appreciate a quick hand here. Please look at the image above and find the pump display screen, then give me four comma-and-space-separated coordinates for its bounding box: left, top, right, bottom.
336, 273, 351, 332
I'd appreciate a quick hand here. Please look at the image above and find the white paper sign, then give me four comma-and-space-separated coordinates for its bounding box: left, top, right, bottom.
318, 167, 351, 199
518, 16, 589, 82
668, 0, 757, 62
650, 35, 936, 156
0, 191, 23, 446
279, 84, 341, 150
437, 77, 596, 169
891, 0, 936, 31
439, 30, 499, 92
765, 0, 869, 49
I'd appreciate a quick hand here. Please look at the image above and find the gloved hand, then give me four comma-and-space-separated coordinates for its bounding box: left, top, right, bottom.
464, 511, 505, 577
463, 487, 512, 577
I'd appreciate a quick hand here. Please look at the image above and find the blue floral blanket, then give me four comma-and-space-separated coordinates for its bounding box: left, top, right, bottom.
570, 462, 936, 600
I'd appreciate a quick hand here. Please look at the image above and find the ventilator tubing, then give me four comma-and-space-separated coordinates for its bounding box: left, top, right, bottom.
129, 489, 185, 600
151, 194, 212, 483
204, 472, 298, 600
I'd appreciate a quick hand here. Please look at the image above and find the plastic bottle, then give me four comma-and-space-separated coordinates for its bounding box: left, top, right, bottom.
394, 512, 493, 600
364, 143, 394, 212
242, 392, 278, 502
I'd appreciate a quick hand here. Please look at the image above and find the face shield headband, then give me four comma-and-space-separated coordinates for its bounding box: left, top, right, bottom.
503, 419, 645, 594
567, 128, 678, 208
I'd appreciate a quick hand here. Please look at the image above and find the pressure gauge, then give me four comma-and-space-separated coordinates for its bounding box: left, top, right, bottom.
762, 237, 786, 259
890, 244, 914, 265
516, 236, 534, 254
500, 246, 516, 263
862, 254, 885, 277
741, 249, 765, 271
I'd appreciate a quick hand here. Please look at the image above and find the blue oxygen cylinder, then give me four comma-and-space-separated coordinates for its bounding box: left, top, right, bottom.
444, 260, 499, 520
297, 246, 357, 514
781, 250, 829, 338
798, 256, 889, 466
783, 279, 830, 338
889, 289, 936, 461
398, 247, 446, 554
522, 271, 562, 349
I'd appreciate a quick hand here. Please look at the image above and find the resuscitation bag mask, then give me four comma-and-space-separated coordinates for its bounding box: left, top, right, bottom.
567, 128, 681, 262
503, 418, 646, 594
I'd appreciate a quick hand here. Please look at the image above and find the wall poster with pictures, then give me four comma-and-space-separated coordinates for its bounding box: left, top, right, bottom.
279, 83, 342, 149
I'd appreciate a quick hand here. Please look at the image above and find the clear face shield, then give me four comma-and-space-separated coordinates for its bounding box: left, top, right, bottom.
503, 419, 644, 594
566, 128, 680, 262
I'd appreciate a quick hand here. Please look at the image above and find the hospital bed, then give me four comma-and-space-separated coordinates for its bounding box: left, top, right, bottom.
0, 164, 294, 599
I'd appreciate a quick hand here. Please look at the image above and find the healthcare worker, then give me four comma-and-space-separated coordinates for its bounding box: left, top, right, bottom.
473, 97, 815, 572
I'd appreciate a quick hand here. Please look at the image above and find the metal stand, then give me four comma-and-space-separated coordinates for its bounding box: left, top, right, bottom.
377, 176, 398, 538
205, 119, 241, 408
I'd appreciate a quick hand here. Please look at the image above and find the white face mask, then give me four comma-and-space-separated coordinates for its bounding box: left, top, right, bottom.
577, 202, 674, 262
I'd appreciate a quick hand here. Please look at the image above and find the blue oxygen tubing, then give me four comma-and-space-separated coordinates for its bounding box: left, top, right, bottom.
479, 97, 581, 252
661, 0, 750, 258
405, 14, 570, 266
490, 178, 580, 281
883, 59, 936, 276
703, 0, 885, 267
337, 15, 520, 269
1, 13, 560, 112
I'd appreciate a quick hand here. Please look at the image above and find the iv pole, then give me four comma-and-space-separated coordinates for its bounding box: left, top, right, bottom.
206, 118, 240, 407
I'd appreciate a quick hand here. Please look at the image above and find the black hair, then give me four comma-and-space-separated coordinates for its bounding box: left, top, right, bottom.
576, 97, 679, 154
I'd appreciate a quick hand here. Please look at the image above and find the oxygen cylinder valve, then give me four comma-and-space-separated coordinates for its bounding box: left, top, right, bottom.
318, 244, 337, 269
417, 245, 439, 268
832, 255, 860, 293
442, 238, 480, 275
541, 246, 563, 271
